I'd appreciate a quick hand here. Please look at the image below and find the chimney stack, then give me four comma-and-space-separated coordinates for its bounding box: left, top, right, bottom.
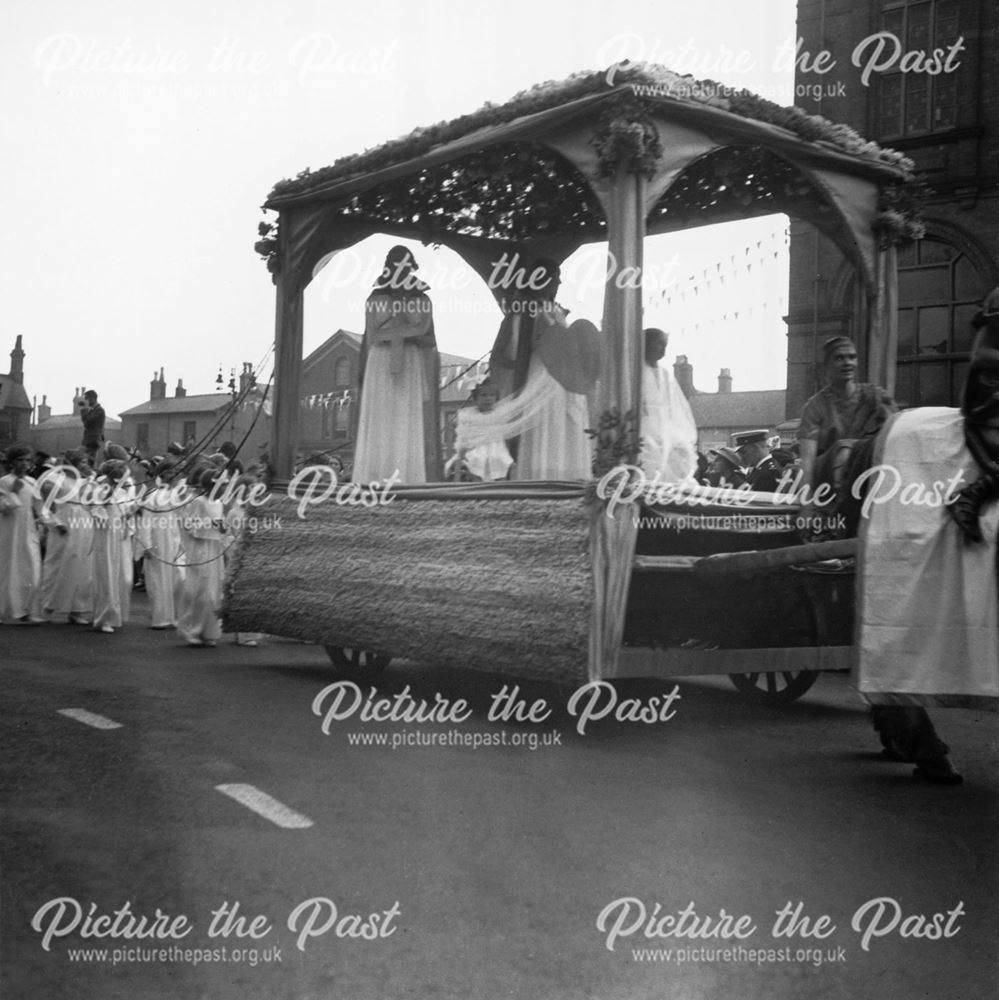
718, 368, 732, 393
238, 362, 255, 394
673, 355, 695, 398
37, 394, 51, 423
150, 368, 167, 401
175, 379, 187, 398
9, 335, 24, 385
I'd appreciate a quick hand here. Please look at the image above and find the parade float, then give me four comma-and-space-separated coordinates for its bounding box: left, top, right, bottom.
223, 64, 921, 701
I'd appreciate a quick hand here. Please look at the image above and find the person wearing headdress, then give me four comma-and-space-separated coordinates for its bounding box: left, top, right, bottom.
732, 430, 781, 493
90, 458, 135, 633
855, 287, 999, 784
39, 449, 96, 624
639, 328, 697, 483
352, 245, 441, 483
703, 446, 746, 488
797, 336, 896, 498
0, 444, 46, 623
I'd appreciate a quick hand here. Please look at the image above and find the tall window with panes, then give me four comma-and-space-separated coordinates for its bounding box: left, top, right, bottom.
894, 239, 986, 407
878, 0, 959, 138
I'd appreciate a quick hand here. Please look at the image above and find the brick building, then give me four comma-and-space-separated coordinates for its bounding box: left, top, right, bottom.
787, 0, 998, 417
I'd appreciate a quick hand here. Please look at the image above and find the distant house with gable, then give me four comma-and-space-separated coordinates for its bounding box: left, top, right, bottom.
119, 366, 270, 461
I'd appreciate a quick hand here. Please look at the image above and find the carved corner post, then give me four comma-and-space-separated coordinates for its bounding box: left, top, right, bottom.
588, 165, 646, 682
271, 210, 305, 481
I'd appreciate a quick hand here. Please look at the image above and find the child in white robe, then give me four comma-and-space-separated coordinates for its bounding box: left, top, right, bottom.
449, 380, 515, 482
91, 460, 135, 633
39, 452, 95, 624
136, 463, 185, 629
175, 469, 226, 647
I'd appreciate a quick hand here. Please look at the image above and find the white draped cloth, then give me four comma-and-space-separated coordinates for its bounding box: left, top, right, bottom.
451, 414, 514, 482
0, 474, 42, 621
456, 353, 591, 480
639, 364, 698, 482
856, 408, 999, 703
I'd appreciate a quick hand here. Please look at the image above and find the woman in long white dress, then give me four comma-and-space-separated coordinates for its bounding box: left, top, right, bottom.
0, 444, 44, 623
639, 328, 698, 482
352, 246, 441, 484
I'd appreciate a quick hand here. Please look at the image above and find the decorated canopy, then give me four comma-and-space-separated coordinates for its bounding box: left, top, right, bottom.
260, 63, 921, 479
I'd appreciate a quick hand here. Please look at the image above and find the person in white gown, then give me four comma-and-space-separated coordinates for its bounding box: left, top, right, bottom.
0, 444, 45, 624
639, 328, 698, 482
488, 259, 593, 480
175, 468, 227, 647
449, 379, 515, 481
90, 459, 135, 633
39, 449, 95, 624
352, 245, 441, 484
136, 459, 185, 629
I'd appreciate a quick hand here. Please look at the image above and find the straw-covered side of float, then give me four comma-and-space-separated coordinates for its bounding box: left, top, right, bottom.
224, 488, 594, 683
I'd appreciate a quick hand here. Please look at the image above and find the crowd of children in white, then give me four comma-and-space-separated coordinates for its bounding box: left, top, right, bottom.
0, 441, 261, 647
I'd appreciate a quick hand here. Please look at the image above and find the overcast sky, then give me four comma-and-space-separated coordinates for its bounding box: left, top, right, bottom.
3, 0, 797, 420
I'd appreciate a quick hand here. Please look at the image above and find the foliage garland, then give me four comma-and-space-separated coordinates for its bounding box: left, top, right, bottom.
265, 62, 915, 204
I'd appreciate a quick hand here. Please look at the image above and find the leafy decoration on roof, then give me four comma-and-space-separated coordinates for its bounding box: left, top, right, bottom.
266, 63, 914, 204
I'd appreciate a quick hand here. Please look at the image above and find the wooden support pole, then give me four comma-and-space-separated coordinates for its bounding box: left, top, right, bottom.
271, 219, 304, 480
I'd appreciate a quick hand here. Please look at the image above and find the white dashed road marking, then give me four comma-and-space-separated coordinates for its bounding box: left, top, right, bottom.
57, 708, 123, 730
215, 783, 314, 829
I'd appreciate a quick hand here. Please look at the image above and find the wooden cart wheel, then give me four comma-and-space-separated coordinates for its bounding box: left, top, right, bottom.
729, 668, 820, 704
729, 587, 821, 704
324, 646, 392, 680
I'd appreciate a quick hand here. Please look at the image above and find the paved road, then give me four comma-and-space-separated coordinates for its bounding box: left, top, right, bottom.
2, 598, 997, 1000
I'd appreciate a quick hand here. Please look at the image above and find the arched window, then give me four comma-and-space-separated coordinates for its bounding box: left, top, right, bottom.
333, 357, 352, 388
894, 238, 986, 407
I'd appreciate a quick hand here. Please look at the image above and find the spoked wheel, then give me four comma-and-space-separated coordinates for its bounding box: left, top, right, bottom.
729, 668, 819, 704
728, 586, 822, 704
324, 646, 392, 681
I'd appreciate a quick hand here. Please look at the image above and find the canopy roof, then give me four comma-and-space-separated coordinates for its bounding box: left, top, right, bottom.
261, 64, 917, 479
260, 64, 919, 294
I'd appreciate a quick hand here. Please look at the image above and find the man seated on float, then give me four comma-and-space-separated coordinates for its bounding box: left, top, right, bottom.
797, 336, 896, 525
447, 378, 515, 482
478, 258, 600, 480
